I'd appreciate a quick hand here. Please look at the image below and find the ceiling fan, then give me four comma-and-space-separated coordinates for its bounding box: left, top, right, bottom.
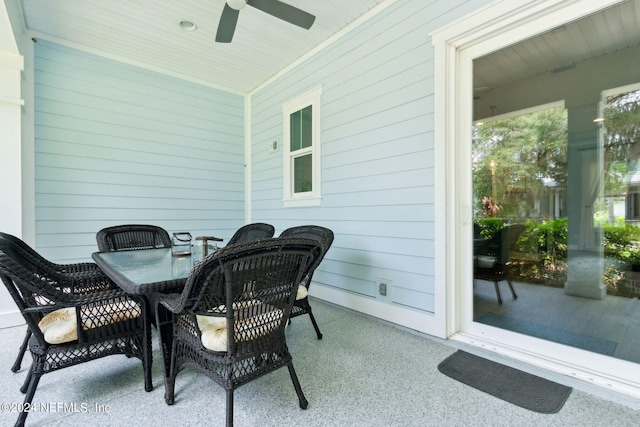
216, 0, 316, 43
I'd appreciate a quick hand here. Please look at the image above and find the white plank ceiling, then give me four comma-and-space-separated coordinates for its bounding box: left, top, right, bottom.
16, 0, 640, 94
19, 0, 389, 93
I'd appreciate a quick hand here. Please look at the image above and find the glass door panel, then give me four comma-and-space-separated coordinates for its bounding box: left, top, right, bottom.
471, 2, 640, 363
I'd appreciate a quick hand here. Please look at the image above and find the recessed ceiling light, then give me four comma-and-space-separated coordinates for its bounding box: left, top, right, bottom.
179, 20, 197, 31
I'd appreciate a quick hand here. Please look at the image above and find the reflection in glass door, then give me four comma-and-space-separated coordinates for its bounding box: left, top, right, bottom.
471, 2, 640, 364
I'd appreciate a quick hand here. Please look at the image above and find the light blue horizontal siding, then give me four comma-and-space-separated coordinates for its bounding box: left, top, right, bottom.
34, 40, 245, 262
251, 0, 488, 314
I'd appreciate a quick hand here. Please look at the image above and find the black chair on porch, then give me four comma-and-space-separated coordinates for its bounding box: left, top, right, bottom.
0, 233, 152, 427
154, 237, 321, 427
226, 222, 275, 246
0, 232, 105, 374
473, 223, 525, 304
279, 225, 334, 339
96, 224, 172, 252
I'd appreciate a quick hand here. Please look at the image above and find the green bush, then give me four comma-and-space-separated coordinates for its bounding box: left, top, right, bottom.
475, 217, 640, 295
475, 217, 568, 286
603, 223, 640, 257
476, 218, 505, 239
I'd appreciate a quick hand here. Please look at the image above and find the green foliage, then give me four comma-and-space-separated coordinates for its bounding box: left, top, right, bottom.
603, 223, 640, 268
475, 218, 568, 286
603, 89, 640, 200
518, 218, 568, 263
603, 90, 640, 166
476, 218, 505, 239
472, 106, 567, 219
471, 89, 640, 295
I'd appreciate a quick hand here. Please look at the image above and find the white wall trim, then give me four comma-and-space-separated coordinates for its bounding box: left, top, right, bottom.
244, 94, 252, 223
311, 283, 441, 337
0, 49, 23, 68
0, 95, 23, 105
0, 0, 25, 327
27, 31, 246, 96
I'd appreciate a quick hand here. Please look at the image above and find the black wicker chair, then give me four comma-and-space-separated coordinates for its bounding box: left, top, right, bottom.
473, 223, 525, 304
0, 232, 104, 374
279, 225, 334, 339
226, 222, 275, 246
155, 237, 321, 427
0, 233, 152, 427
96, 224, 172, 252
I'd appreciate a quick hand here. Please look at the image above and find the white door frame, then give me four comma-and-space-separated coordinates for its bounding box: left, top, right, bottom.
432, 0, 640, 398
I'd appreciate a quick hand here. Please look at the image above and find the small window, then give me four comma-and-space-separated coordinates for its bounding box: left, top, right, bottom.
282, 87, 322, 207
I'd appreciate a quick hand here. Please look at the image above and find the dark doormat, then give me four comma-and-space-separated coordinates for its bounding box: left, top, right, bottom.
438, 350, 572, 413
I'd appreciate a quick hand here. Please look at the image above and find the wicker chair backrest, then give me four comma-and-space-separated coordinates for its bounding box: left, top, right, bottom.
171, 237, 320, 319
226, 223, 275, 246
279, 225, 334, 286
96, 224, 172, 252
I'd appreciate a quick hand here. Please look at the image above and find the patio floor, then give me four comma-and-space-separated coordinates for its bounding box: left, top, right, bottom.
474, 278, 640, 364
2, 299, 640, 426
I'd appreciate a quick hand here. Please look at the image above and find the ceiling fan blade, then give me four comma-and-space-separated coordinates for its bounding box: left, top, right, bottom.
247, 0, 315, 29
215, 4, 240, 43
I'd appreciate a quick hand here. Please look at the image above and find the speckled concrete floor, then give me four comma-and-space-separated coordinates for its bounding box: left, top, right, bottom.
2, 300, 640, 427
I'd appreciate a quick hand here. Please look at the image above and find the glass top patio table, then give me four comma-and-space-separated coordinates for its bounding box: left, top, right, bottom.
92, 248, 193, 295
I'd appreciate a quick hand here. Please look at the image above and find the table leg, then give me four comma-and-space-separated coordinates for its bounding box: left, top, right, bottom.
154, 301, 174, 402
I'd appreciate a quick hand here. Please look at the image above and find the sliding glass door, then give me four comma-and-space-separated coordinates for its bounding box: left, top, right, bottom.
471, 1, 640, 364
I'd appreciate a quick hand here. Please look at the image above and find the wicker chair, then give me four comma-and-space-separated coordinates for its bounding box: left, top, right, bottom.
0, 233, 152, 427
155, 237, 321, 427
0, 232, 104, 373
226, 222, 275, 246
279, 225, 334, 339
96, 224, 172, 252
473, 223, 525, 304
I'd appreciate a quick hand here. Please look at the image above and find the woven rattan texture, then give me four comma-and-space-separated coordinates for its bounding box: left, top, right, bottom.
226, 223, 275, 246
0, 233, 152, 427
1, 232, 111, 374
279, 225, 334, 339
157, 237, 320, 427
96, 224, 172, 252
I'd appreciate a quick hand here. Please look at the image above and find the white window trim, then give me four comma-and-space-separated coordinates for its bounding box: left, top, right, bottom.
431, 0, 639, 398
282, 86, 322, 207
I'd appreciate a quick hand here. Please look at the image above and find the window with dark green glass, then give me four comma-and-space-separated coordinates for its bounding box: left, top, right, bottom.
290, 105, 313, 193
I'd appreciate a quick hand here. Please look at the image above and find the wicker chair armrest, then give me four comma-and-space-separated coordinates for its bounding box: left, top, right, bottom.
76, 287, 132, 304
58, 262, 102, 274
156, 293, 184, 313
67, 275, 119, 294
33, 287, 131, 309
77, 295, 144, 330
25, 290, 139, 314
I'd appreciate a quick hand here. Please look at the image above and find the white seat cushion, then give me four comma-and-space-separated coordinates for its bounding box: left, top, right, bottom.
477, 255, 497, 268
196, 301, 283, 352
37, 301, 142, 345
296, 284, 308, 300
38, 307, 77, 344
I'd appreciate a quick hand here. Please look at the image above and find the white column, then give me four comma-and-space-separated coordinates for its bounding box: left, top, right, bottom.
0, 0, 26, 326
564, 103, 606, 299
